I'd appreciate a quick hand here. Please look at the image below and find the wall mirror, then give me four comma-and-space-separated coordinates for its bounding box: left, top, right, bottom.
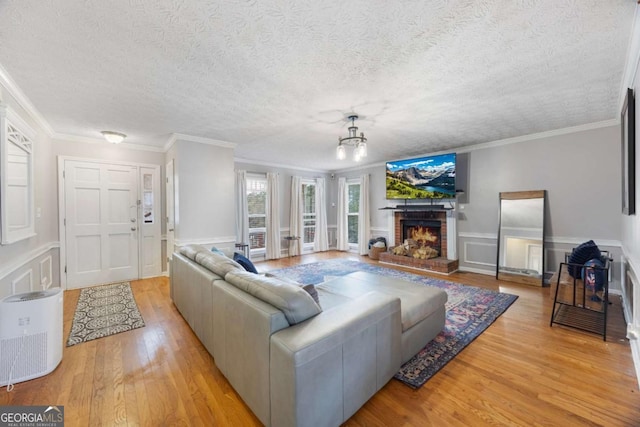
496, 190, 546, 287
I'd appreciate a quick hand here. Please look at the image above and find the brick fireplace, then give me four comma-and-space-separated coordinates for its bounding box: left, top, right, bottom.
379, 209, 459, 274
395, 210, 448, 257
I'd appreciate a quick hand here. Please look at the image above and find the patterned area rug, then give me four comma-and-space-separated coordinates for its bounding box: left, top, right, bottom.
67, 282, 145, 346
269, 259, 518, 389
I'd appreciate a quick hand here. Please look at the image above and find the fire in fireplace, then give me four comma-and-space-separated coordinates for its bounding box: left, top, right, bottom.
402, 220, 441, 255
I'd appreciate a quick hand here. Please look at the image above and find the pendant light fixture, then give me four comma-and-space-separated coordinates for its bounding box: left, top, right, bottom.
337, 115, 367, 161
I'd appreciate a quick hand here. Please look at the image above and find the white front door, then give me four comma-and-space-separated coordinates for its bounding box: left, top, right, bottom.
64, 160, 139, 289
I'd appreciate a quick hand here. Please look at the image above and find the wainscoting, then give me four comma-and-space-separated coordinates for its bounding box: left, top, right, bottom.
0, 243, 60, 299
458, 233, 623, 293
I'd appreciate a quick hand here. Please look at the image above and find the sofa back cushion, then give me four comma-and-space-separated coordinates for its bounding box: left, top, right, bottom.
179, 244, 210, 261
195, 251, 243, 277
225, 270, 322, 325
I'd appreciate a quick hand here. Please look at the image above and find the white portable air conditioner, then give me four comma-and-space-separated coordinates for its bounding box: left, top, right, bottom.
0, 288, 63, 387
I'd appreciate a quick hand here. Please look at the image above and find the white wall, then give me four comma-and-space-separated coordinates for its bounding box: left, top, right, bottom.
169, 140, 236, 249
0, 88, 59, 298
620, 4, 640, 386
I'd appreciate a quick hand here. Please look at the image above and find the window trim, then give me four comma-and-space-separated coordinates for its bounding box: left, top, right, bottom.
246, 173, 267, 255
346, 180, 360, 251
0, 105, 37, 245
301, 179, 316, 251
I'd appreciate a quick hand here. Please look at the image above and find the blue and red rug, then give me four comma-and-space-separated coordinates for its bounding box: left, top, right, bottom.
269, 259, 518, 389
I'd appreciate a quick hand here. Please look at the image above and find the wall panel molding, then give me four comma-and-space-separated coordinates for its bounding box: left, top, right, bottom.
0, 241, 59, 282
39, 255, 52, 289
11, 269, 32, 294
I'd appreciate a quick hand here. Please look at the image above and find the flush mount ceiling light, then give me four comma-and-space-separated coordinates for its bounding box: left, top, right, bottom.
336, 115, 367, 161
100, 130, 127, 144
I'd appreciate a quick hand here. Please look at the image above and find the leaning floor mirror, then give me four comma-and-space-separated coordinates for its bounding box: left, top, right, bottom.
496, 190, 546, 287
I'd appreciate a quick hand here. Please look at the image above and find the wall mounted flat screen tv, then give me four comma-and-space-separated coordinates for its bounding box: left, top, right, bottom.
386, 153, 456, 199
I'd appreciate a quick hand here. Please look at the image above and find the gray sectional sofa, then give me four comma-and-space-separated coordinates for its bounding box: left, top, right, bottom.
170, 244, 447, 427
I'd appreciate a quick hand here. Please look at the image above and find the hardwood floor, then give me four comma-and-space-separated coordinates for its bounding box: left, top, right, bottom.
1, 251, 638, 426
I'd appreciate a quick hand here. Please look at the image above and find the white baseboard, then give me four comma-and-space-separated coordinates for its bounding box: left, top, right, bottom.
631, 339, 640, 390
459, 266, 495, 276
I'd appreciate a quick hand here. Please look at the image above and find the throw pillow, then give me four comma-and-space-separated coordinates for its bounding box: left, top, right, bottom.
233, 252, 258, 274
210, 246, 226, 257
225, 270, 322, 324
567, 240, 601, 278
302, 284, 320, 306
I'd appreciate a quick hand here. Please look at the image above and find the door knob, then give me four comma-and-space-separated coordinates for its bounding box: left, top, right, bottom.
131, 227, 137, 231
131, 218, 136, 222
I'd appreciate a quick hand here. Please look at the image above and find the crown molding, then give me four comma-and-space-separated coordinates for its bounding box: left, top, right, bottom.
455, 119, 619, 154
234, 157, 329, 174
0, 62, 55, 136
332, 119, 619, 174
620, 4, 640, 111
51, 132, 166, 152
164, 133, 236, 152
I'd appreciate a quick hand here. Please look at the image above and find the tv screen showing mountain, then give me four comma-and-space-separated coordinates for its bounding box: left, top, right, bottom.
386, 153, 456, 199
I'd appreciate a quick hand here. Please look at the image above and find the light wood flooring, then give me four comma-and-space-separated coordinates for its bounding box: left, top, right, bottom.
1, 251, 639, 426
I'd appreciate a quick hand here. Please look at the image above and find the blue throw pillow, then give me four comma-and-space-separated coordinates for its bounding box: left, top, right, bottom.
211, 246, 226, 256
233, 252, 258, 274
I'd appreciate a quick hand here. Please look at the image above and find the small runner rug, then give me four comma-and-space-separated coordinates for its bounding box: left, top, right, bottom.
269, 259, 518, 389
67, 282, 145, 346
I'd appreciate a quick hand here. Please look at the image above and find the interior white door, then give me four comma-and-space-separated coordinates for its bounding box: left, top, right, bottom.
64, 160, 139, 289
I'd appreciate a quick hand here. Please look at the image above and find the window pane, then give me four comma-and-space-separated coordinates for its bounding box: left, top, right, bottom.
249, 216, 265, 228
348, 215, 358, 243
302, 184, 316, 214
348, 184, 360, 213
302, 182, 316, 246
247, 190, 266, 215
249, 231, 266, 249
303, 227, 315, 244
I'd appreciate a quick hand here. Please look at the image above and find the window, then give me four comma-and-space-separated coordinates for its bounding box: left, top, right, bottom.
347, 182, 360, 247
1, 105, 36, 245
302, 181, 316, 248
247, 175, 267, 253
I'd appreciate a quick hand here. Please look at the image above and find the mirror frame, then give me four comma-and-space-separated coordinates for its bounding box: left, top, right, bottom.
496, 190, 546, 287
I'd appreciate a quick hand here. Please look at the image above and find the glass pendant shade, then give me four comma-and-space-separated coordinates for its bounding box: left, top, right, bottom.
336, 144, 346, 160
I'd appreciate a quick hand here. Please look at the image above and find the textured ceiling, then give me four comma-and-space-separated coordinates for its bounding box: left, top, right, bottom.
0, 0, 635, 171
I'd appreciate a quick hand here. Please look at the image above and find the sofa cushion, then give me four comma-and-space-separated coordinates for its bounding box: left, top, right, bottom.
195, 251, 243, 277
233, 252, 258, 274
225, 270, 322, 325
264, 273, 321, 306
317, 272, 447, 332
179, 244, 210, 261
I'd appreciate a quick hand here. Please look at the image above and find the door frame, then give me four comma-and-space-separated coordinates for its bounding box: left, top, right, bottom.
57, 156, 161, 290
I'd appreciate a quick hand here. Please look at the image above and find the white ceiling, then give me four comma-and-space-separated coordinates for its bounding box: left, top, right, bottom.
0, 0, 635, 171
